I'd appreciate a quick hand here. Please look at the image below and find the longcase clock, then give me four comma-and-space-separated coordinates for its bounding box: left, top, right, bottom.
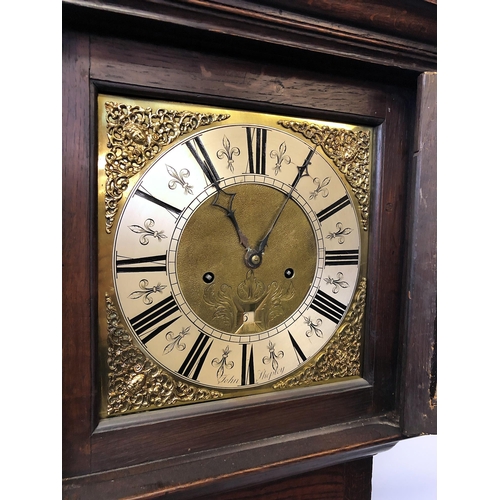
63, 1, 437, 498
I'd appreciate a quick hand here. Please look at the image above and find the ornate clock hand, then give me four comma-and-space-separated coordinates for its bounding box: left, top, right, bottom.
185, 137, 250, 249
245, 148, 316, 269
211, 189, 250, 249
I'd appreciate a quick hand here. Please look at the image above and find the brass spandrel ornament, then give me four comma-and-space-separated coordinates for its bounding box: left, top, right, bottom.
105, 294, 223, 415
97, 95, 373, 417
278, 120, 371, 231
103, 101, 230, 233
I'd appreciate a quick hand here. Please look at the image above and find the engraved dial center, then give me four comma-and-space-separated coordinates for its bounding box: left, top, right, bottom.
175, 182, 318, 335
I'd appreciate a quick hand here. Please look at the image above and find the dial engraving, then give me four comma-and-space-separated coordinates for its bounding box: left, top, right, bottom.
163, 326, 190, 355
262, 341, 285, 373
128, 218, 168, 245
270, 141, 291, 175
167, 165, 194, 195
217, 135, 241, 172
129, 279, 168, 304
310, 176, 331, 199
326, 222, 352, 243
211, 346, 235, 381
324, 273, 350, 294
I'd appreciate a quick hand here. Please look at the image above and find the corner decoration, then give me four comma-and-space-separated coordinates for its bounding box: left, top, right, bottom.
278, 120, 371, 231
104, 102, 230, 233
100, 97, 370, 416
106, 293, 223, 415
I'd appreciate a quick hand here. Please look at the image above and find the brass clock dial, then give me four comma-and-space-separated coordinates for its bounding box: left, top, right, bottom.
98, 96, 371, 414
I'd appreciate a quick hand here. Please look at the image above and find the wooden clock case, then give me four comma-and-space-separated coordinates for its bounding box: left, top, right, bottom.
62, 1, 437, 498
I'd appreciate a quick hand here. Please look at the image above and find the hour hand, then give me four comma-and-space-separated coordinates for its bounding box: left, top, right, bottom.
212, 190, 250, 249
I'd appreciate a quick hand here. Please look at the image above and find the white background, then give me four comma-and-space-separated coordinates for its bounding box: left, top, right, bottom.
372, 435, 437, 499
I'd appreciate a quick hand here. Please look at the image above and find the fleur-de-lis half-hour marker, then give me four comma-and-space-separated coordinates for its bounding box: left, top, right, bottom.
211, 346, 235, 380
263, 341, 284, 372
128, 279, 167, 305
269, 141, 291, 175
309, 176, 331, 199
167, 164, 193, 195
216, 135, 240, 172
128, 218, 167, 245
324, 272, 349, 294
326, 222, 352, 244
163, 327, 190, 355
304, 316, 323, 338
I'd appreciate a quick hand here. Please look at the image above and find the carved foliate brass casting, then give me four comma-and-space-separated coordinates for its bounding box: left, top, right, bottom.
279, 120, 371, 231
103, 101, 230, 233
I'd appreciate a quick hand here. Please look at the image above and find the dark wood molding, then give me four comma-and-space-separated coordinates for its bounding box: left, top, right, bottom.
64, 416, 396, 499
62, 28, 93, 478
197, 458, 374, 500
62, 0, 436, 75
400, 71, 437, 436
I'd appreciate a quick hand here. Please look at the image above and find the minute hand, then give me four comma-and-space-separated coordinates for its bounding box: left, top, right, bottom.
256, 149, 315, 254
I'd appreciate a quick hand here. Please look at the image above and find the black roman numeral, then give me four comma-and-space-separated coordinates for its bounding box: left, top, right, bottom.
317, 194, 350, 223
186, 136, 220, 186
288, 331, 307, 364
116, 254, 167, 273
246, 127, 267, 175
129, 295, 180, 344
325, 249, 359, 266
309, 290, 347, 325
135, 188, 182, 217
240, 343, 255, 386
178, 332, 213, 380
